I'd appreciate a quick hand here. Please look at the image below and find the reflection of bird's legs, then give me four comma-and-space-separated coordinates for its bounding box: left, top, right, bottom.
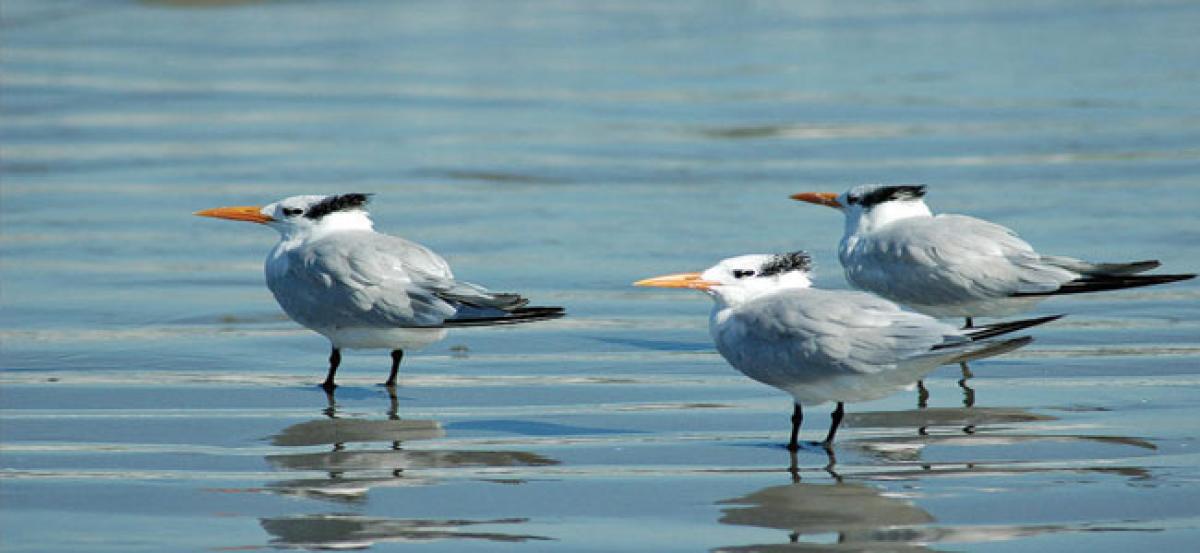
822, 402, 845, 447
322, 347, 341, 392
386, 386, 400, 420
385, 349, 404, 388
959, 374, 976, 408
787, 440, 840, 479
823, 447, 839, 478
786, 449, 803, 543
958, 316, 976, 407
386, 386, 404, 449
787, 450, 801, 483
322, 391, 338, 419
916, 380, 929, 409
787, 403, 803, 452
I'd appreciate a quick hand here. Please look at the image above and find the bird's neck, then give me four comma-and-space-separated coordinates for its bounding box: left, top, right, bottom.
846, 200, 933, 236
280, 212, 376, 246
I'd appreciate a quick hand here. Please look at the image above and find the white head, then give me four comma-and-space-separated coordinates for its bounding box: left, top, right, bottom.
195, 193, 375, 239
791, 184, 933, 235
634, 251, 814, 306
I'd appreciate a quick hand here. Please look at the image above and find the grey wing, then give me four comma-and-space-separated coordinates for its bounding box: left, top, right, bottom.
844, 215, 1076, 304
271, 232, 534, 329
720, 289, 961, 382
270, 232, 458, 329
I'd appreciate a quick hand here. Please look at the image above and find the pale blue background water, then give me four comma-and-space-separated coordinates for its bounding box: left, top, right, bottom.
2, 1, 1199, 552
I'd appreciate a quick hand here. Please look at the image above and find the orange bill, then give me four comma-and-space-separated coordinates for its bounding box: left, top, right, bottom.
633, 272, 719, 291
194, 205, 273, 224
789, 192, 842, 209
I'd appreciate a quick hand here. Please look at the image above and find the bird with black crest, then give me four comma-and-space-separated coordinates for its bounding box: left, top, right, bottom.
634, 251, 1056, 450
196, 193, 564, 392
791, 184, 1195, 327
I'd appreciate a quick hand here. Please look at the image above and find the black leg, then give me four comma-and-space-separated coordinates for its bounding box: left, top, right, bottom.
321, 347, 341, 392
964, 316, 974, 329
787, 403, 803, 451
385, 349, 404, 387
916, 380, 929, 409
822, 402, 845, 446
959, 361, 974, 379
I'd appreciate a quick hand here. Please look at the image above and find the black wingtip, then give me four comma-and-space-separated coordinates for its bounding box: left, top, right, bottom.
440, 306, 565, 327
1118, 260, 1162, 274
963, 314, 1064, 342
1013, 273, 1196, 297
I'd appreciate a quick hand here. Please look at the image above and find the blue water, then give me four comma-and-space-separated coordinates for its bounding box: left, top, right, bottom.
3, 1, 1200, 551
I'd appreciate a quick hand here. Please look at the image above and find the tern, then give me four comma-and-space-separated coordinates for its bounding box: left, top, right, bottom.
791, 185, 1195, 327
634, 251, 1056, 450
196, 193, 564, 391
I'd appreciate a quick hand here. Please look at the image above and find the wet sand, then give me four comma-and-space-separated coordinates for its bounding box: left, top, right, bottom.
3, 0, 1200, 551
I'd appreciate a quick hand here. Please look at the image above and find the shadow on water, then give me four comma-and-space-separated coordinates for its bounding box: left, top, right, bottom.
738, 405, 1155, 461
837, 406, 1157, 466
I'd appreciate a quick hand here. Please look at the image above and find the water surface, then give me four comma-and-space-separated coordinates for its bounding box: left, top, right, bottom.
3, 1, 1200, 551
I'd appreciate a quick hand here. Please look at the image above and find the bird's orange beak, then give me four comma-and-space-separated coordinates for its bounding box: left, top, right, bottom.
194, 205, 273, 224
789, 192, 843, 209
633, 272, 719, 291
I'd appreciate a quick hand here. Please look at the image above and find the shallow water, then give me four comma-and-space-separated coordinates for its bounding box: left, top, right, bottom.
3, 0, 1200, 551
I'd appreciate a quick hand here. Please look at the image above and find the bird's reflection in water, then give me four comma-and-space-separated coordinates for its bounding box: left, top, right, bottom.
718, 451, 937, 552
717, 451, 1155, 552
259, 514, 553, 549
253, 392, 559, 548
263, 391, 559, 501
717, 405, 1160, 553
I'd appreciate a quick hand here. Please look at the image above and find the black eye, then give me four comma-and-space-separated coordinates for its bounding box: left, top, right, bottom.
282, 207, 303, 217
732, 269, 756, 279
845, 195, 860, 205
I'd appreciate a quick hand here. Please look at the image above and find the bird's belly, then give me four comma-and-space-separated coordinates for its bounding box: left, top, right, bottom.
724, 347, 942, 406
320, 327, 448, 350
781, 372, 919, 405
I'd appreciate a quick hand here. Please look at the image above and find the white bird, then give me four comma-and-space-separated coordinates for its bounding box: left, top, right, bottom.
634, 251, 1055, 450
791, 185, 1195, 327
195, 193, 563, 391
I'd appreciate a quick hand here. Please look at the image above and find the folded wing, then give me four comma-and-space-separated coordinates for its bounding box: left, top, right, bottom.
269, 231, 562, 330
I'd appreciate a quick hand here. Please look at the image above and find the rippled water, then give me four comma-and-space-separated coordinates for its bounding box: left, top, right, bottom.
3, 1, 1200, 551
